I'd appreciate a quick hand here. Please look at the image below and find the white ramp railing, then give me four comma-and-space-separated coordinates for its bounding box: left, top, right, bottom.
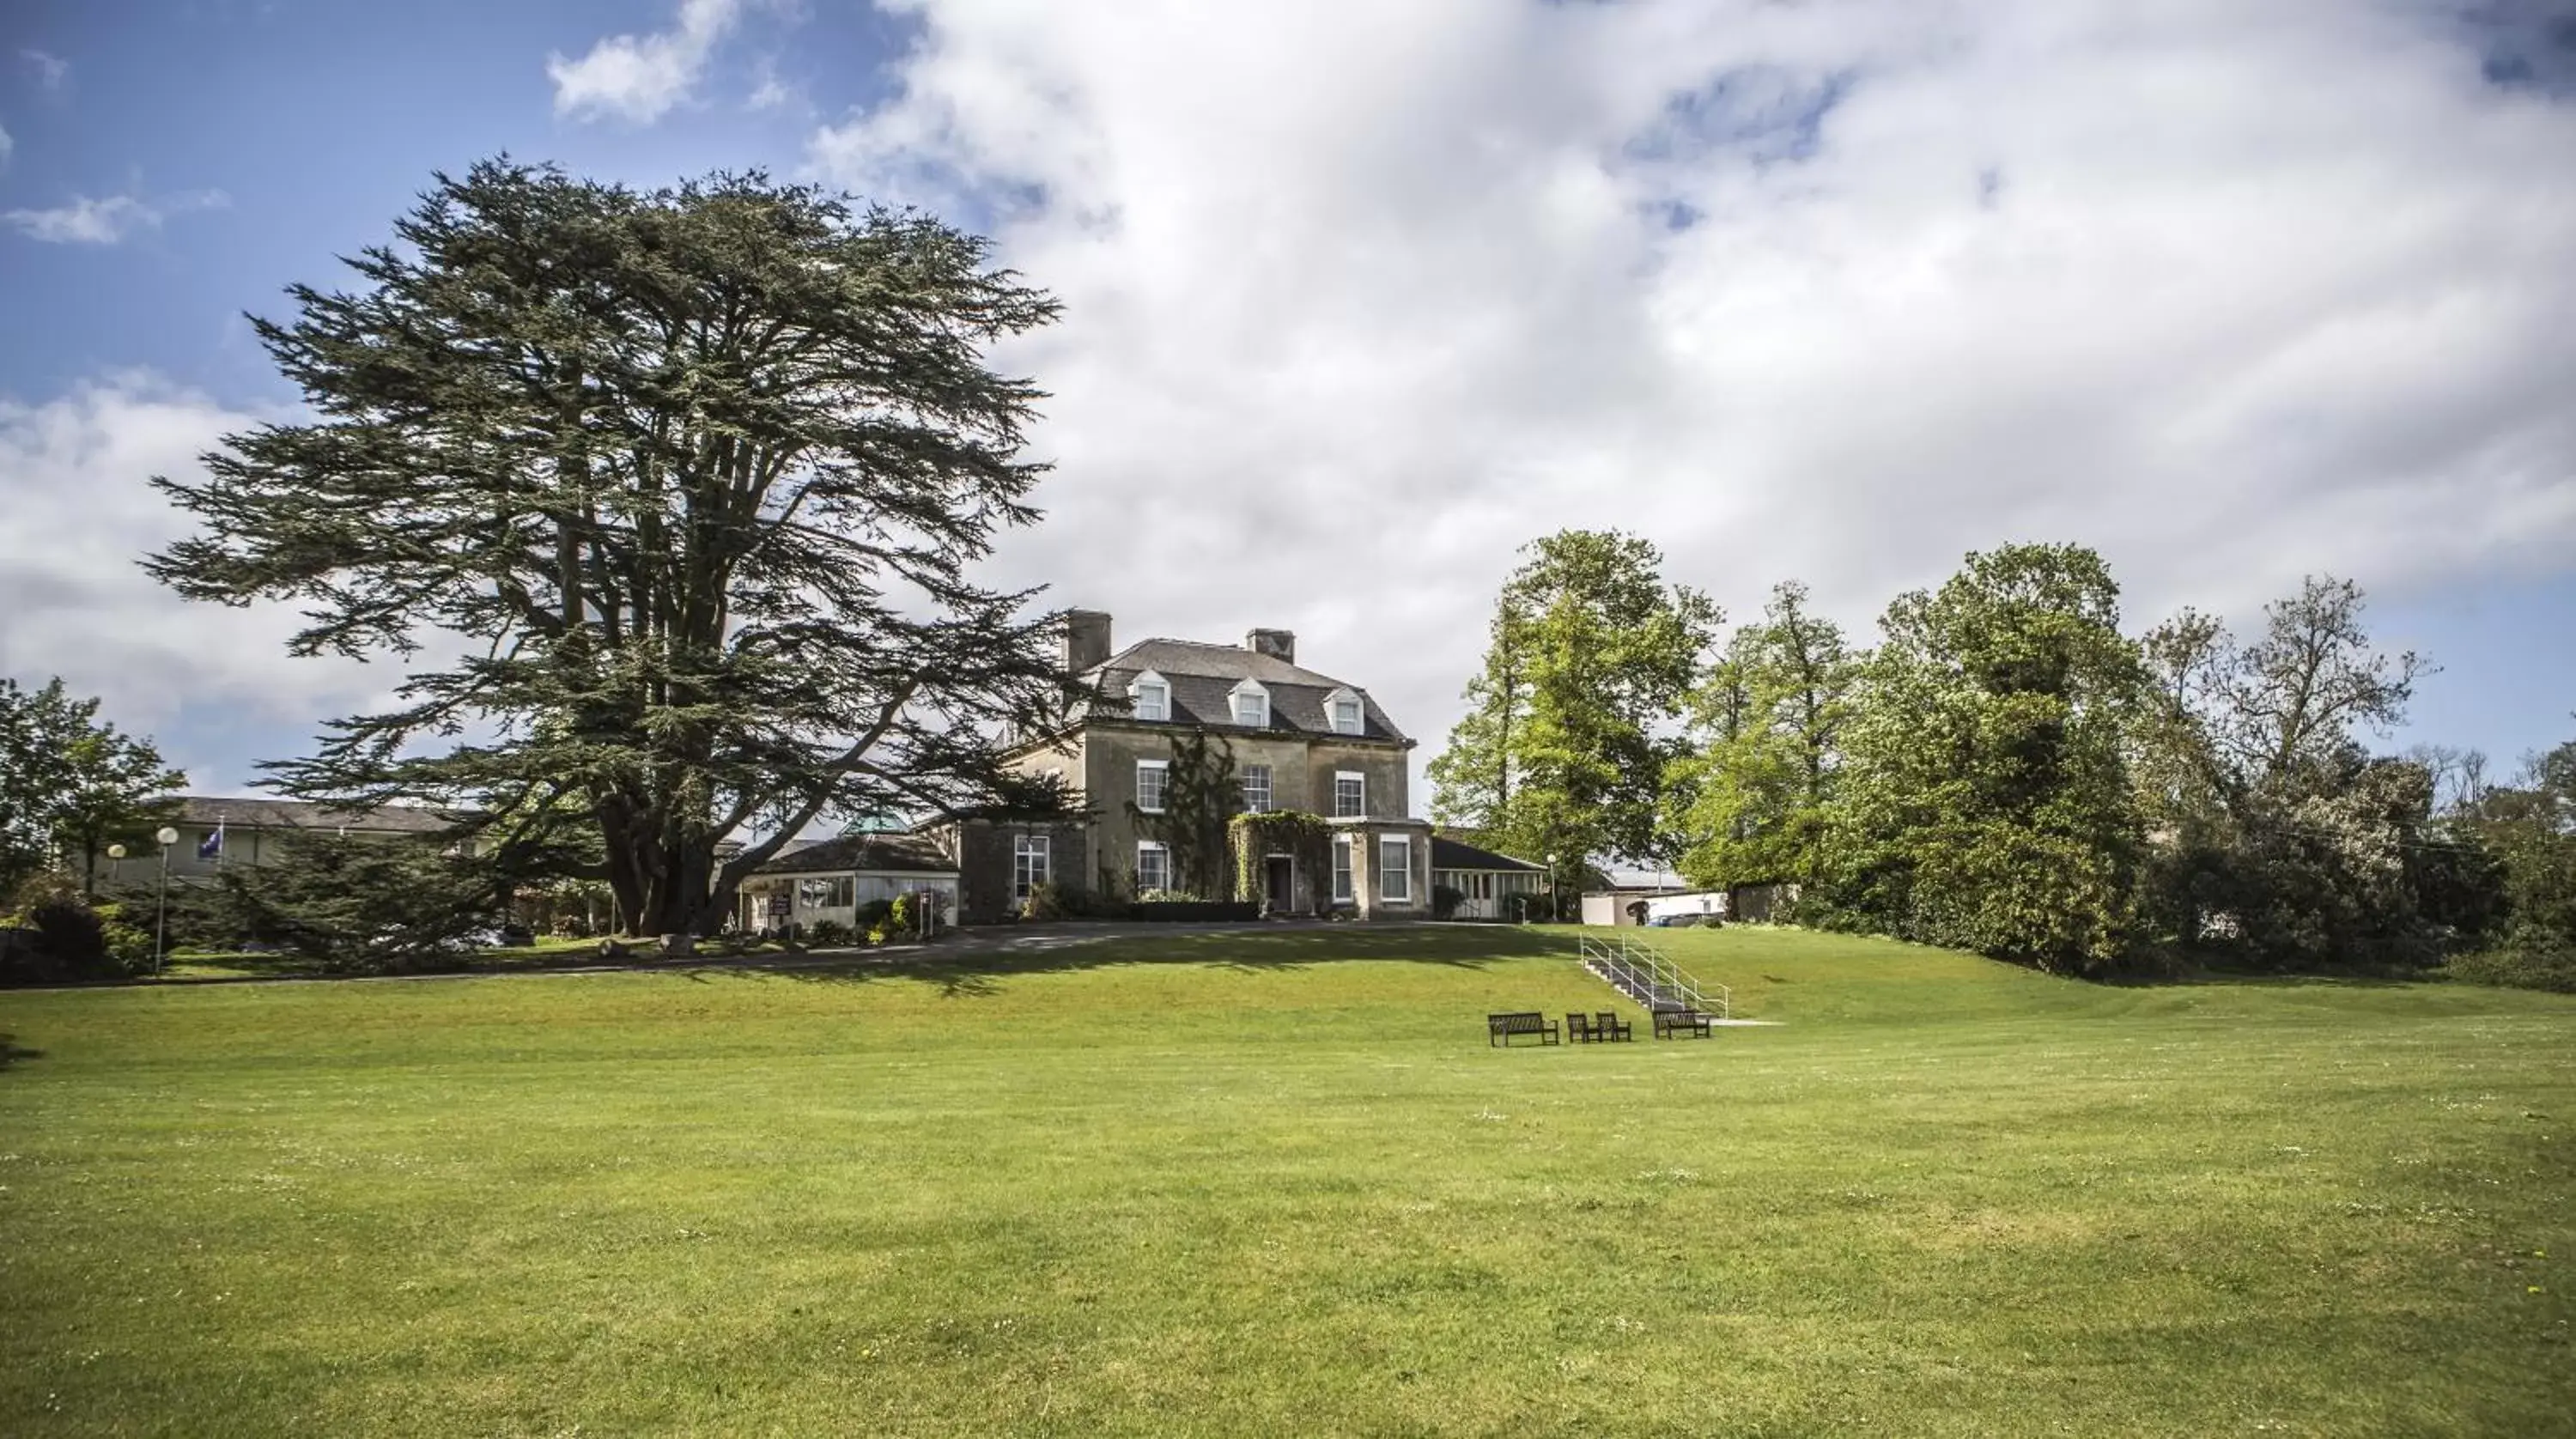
1578, 934, 1730, 1019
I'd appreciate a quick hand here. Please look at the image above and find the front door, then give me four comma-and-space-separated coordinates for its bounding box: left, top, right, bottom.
1264, 855, 1294, 914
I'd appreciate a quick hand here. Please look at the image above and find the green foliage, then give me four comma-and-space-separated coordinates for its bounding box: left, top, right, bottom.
2132, 578, 2470, 969
1429, 529, 1718, 874
1430, 883, 1464, 920
888, 893, 915, 933
144, 160, 1081, 941
1, 877, 139, 984
1130, 730, 1242, 900
2445, 942, 2576, 993
1819, 544, 2144, 974
854, 899, 896, 931
209, 833, 506, 974
802, 919, 854, 948
1020, 882, 1095, 921
2478, 743, 2576, 939
1667, 581, 1853, 895
1229, 810, 1332, 913
0, 677, 185, 896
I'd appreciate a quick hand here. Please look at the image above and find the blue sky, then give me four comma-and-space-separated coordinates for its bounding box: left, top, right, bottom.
2, 0, 2572, 805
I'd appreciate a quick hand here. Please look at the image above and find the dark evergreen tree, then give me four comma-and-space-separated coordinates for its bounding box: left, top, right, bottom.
147, 161, 1079, 943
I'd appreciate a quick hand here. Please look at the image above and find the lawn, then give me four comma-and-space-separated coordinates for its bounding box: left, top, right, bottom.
2, 925, 2570, 1437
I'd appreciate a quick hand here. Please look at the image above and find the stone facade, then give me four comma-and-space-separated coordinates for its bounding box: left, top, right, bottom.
944, 616, 1434, 921
1060, 722, 1413, 896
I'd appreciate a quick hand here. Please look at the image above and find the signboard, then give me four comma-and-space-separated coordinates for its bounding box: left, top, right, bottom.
767, 895, 793, 918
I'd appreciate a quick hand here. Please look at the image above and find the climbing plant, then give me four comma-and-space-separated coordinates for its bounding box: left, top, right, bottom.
1128, 731, 1242, 899
1231, 811, 1334, 914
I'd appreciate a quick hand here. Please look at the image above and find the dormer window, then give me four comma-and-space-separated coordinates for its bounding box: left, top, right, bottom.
1325, 688, 1364, 736
1128, 670, 1170, 722
1230, 678, 1269, 728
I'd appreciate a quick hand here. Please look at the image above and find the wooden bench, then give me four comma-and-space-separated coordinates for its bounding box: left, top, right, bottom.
1653, 1008, 1713, 1040
1487, 1011, 1560, 1047
1565, 1011, 1598, 1043
1594, 1010, 1634, 1042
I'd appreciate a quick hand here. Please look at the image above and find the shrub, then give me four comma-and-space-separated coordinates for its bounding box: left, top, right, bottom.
2447, 944, 2576, 993
90, 901, 156, 972
1130, 900, 1261, 923
854, 898, 896, 930
866, 925, 890, 945
1431, 884, 1464, 920
1024, 883, 1127, 920
1, 878, 137, 984
889, 894, 914, 933
804, 918, 854, 948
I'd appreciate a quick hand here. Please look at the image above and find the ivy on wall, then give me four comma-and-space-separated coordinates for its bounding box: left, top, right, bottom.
1230, 811, 1335, 914
1128, 730, 1242, 900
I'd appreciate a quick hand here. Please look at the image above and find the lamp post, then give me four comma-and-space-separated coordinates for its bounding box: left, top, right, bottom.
153, 826, 179, 976
1545, 853, 1559, 925
106, 842, 126, 891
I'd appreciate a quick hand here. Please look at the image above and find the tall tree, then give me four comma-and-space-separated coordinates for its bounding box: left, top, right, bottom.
1821, 544, 2144, 975
0, 677, 185, 896
146, 161, 1078, 943
2132, 576, 2452, 967
1666, 580, 1854, 903
1429, 530, 1718, 878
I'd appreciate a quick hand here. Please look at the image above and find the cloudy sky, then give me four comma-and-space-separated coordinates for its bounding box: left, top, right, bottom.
2, 0, 2572, 808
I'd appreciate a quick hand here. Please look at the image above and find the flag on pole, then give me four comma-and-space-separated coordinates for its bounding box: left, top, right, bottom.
197, 823, 224, 861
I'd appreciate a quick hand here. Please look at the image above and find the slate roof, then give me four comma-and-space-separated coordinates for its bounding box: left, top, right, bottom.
175, 795, 461, 835
1085, 639, 1407, 744
750, 834, 957, 877
1430, 835, 1546, 873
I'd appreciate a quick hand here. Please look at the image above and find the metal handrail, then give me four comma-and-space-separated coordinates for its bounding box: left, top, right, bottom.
1578, 934, 1729, 1020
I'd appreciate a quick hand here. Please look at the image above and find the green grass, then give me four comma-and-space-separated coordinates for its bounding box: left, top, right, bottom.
3, 926, 2571, 1436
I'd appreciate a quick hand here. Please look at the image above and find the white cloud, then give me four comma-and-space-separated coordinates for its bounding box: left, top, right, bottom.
806, 0, 2576, 793
0, 376, 386, 789
4, 189, 229, 245
0, 120, 12, 170
21, 49, 69, 91
550, 0, 747, 124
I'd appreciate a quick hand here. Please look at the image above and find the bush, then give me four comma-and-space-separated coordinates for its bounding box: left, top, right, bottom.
1130, 900, 1260, 923
854, 898, 896, 930
866, 925, 890, 945
2447, 944, 2576, 993
90, 901, 156, 972
889, 894, 914, 933
1024, 883, 1128, 921
803, 918, 854, 948
1431, 884, 1464, 920
1, 878, 139, 984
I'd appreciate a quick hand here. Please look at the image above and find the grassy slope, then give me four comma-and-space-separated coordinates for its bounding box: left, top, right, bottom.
1, 926, 2570, 1438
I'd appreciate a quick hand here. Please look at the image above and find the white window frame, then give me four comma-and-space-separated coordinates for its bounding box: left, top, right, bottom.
1135, 759, 1170, 814
1379, 836, 1413, 903
1334, 770, 1365, 818
1332, 835, 1353, 903
1128, 670, 1170, 722
1240, 763, 1272, 813
1013, 834, 1050, 900
1325, 687, 1365, 736
1135, 841, 1170, 896
1230, 677, 1270, 729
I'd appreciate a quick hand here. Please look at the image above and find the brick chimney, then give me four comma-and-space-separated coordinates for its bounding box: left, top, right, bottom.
1064, 610, 1113, 673
1245, 628, 1295, 665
